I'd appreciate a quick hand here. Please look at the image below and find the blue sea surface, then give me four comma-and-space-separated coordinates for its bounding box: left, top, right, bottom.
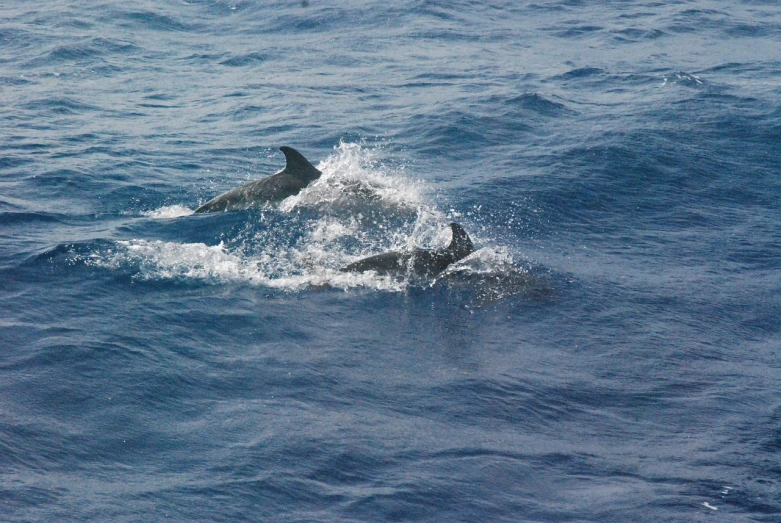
2, 1, 781, 521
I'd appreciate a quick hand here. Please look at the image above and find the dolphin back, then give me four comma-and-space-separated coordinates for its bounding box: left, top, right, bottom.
446, 223, 475, 261
340, 252, 410, 275
194, 146, 321, 213
340, 223, 475, 278
280, 146, 321, 183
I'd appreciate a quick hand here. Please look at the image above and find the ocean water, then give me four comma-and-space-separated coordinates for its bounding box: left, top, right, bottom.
2, 0, 781, 521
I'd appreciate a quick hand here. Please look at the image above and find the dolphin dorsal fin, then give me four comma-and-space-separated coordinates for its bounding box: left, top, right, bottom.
280, 146, 321, 182
446, 223, 475, 259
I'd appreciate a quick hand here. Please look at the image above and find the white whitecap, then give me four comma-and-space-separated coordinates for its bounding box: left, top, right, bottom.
281, 141, 426, 216
142, 205, 194, 219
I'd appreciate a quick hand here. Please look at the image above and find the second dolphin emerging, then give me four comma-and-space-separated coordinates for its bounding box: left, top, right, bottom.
341, 223, 475, 278
194, 146, 321, 213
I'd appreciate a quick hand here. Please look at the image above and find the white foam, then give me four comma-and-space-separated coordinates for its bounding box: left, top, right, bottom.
142, 205, 194, 219
97, 142, 523, 293
280, 141, 426, 216
449, 245, 516, 274
93, 238, 408, 292
111, 240, 260, 283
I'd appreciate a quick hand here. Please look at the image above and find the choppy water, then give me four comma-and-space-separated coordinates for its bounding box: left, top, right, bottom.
2, 1, 781, 521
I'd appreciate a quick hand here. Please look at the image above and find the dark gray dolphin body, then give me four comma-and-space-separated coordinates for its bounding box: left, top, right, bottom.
341, 223, 475, 278
194, 146, 321, 213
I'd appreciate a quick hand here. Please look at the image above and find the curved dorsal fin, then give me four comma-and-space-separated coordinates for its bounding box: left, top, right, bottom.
446, 223, 475, 259
280, 146, 321, 182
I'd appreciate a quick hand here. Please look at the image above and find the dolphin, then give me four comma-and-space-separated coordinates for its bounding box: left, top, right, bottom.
194, 146, 321, 213
340, 223, 475, 278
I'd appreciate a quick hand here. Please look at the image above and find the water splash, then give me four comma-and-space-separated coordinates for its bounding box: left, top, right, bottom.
91, 142, 538, 297
661, 71, 704, 87
281, 141, 425, 217
142, 205, 194, 219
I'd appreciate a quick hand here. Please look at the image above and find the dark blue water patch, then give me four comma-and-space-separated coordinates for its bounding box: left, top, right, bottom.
0, 211, 64, 226
24, 50, 92, 70
616, 10, 656, 21
724, 223, 781, 272
228, 104, 267, 121
344, 483, 473, 522
681, 478, 780, 520
266, 8, 353, 34
199, 144, 278, 163
0, 75, 31, 86
50, 38, 138, 63
25, 239, 113, 267
657, 118, 781, 207
0, 26, 48, 57
24, 166, 162, 209
759, 405, 781, 455
547, 68, 665, 93
676, 8, 726, 18
704, 61, 767, 75
19, 244, 143, 290
409, 27, 483, 43
321, 52, 371, 70
176, 52, 229, 65
218, 52, 267, 67
0, 155, 34, 170
59, 132, 103, 146
27, 168, 92, 191
698, 106, 781, 152
527, 2, 568, 13
110, 9, 198, 33
425, 376, 670, 429
305, 448, 390, 493
246, 123, 318, 146
430, 378, 584, 427
549, 24, 603, 38
737, 302, 781, 341
403, 71, 488, 87
725, 23, 778, 38
142, 91, 179, 102
52, 16, 94, 31
612, 27, 666, 42
0, 26, 31, 45
49, 145, 139, 161
541, 121, 781, 232
0, 197, 25, 214
0, 485, 64, 520
225, 90, 251, 98
692, 91, 763, 116
407, 109, 534, 161
101, 187, 179, 216
21, 97, 102, 116
0, 419, 83, 476
413, 0, 478, 22
552, 66, 604, 80
2, 354, 196, 480
4, 137, 54, 151
500, 92, 574, 117
87, 63, 126, 77
136, 100, 183, 110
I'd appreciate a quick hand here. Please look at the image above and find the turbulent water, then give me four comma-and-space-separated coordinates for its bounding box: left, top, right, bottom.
2, 1, 781, 521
